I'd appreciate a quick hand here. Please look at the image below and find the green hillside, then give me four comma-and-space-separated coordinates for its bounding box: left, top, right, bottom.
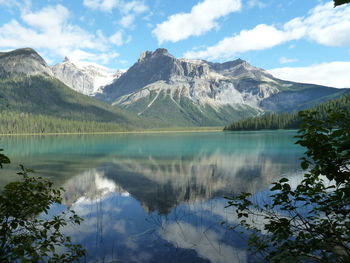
224, 94, 350, 131
0, 72, 159, 133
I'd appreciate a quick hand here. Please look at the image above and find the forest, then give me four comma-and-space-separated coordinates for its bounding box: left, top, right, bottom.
224, 94, 350, 131
0, 111, 129, 134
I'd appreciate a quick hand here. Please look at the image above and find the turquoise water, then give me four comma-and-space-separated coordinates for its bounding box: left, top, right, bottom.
0, 131, 303, 263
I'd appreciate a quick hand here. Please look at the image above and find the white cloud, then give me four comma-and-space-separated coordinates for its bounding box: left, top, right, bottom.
185, 24, 289, 61
109, 31, 124, 46
286, 1, 350, 46
21, 4, 70, 31
109, 30, 128, 46
83, 0, 119, 12
152, 0, 242, 44
269, 61, 350, 88
0, 5, 104, 50
83, 0, 148, 13
121, 1, 148, 14
160, 222, 247, 263
119, 14, 135, 28
67, 49, 119, 65
0, 0, 19, 8
0, 4, 120, 65
184, 1, 350, 60
84, 0, 148, 28
117, 1, 148, 28
279, 57, 298, 64
248, 0, 267, 9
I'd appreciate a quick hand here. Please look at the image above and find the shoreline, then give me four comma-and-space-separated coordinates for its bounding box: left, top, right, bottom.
0, 128, 223, 136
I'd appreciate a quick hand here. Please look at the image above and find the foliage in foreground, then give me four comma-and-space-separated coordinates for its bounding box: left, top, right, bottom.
335, 0, 350, 7
226, 110, 350, 262
0, 151, 85, 262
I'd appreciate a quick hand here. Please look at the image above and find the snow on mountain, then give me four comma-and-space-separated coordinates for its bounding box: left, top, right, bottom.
52, 58, 124, 96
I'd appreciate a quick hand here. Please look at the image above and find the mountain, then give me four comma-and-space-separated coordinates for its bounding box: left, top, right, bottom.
0, 48, 156, 133
52, 58, 124, 96
0, 48, 53, 77
95, 48, 347, 126
1, 47, 348, 129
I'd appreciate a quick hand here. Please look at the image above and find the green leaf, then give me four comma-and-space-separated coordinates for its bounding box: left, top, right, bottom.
279, 178, 289, 183
0, 149, 11, 168
301, 161, 309, 170
0, 159, 86, 261
334, 0, 350, 7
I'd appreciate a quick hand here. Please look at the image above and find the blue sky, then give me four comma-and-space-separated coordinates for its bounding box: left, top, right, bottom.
0, 0, 350, 88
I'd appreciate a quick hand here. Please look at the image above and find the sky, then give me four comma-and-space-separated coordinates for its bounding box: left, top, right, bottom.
0, 0, 350, 88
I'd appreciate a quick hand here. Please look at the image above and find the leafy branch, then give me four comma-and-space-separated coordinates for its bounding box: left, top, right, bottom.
0, 150, 86, 262
225, 109, 350, 263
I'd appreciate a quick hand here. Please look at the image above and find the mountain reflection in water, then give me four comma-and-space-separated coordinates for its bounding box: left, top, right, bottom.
62, 151, 292, 214
1, 131, 302, 263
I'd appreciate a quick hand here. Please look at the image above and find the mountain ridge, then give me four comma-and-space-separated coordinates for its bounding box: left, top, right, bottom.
0, 48, 53, 77
0, 47, 348, 128
0, 48, 162, 133
52, 58, 124, 96
95, 48, 347, 126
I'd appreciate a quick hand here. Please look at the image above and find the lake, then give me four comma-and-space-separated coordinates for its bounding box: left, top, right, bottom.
0, 130, 304, 263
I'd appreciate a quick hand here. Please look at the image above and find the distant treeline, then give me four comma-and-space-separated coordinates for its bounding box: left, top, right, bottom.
0, 73, 163, 133
0, 111, 128, 134
224, 94, 350, 131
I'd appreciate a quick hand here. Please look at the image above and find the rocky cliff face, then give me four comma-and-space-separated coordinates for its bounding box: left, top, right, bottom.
91, 50, 267, 125
0, 48, 53, 77
93, 48, 345, 126
52, 58, 123, 96
98, 48, 279, 107
98, 48, 280, 106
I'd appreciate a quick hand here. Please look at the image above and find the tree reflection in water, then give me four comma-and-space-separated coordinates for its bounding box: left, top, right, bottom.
59, 149, 301, 263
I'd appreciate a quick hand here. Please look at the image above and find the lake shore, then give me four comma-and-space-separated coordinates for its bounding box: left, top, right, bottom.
0, 127, 223, 136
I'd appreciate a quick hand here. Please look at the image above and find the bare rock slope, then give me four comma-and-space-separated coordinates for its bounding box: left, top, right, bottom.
96, 48, 345, 126
0, 48, 53, 76
52, 58, 124, 96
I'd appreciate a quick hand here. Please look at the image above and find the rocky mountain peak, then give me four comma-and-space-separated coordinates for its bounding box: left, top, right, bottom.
138, 51, 152, 62
153, 48, 171, 56
138, 48, 173, 63
52, 59, 117, 96
208, 58, 272, 79
1, 47, 37, 57
134, 48, 210, 79
99, 48, 213, 102
235, 58, 245, 63
0, 48, 53, 76
208, 58, 248, 71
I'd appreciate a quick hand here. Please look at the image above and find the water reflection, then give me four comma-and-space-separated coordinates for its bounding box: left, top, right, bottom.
61, 146, 301, 261
62, 149, 296, 215
160, 221, 247, 263
0, 131, 303, 262
65, 180, 249, 263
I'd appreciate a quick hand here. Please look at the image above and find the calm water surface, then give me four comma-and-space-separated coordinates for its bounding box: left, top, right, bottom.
0, 131, 303, 263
